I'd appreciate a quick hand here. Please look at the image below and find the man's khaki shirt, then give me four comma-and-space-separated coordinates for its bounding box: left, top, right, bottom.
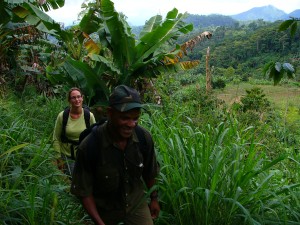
71, 122, 159, 213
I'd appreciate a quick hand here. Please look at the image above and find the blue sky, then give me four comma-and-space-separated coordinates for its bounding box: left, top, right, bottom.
46, 0, 300, 26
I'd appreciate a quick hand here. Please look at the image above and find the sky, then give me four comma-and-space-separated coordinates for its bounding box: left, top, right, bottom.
46, 0, 300, 26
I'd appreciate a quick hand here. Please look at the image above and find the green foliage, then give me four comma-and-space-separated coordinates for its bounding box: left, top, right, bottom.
141, 109, 300, 225
2, 78, 300, 225
44, 0, 202, 106
278, 19, 298, 37
2, 2, 300, 225
178, 71, 200, 86
263, 61, 296, 85
240, 87, 271, 112
230, 87, 272, 129
0, 91, 88, 224
3, 0, 215, 107
183, 14, 237, 28
212, 77, 226, 89
176, 19, 300, 85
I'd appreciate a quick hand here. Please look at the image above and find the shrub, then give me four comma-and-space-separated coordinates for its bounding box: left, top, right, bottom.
240, 87, 271, 113
212, 78, 226, 89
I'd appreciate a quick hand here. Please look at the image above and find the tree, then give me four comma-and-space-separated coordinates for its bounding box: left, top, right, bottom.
263, 18, 298, 84
0, 0, 65, 93
45, 0, 211, 105
6, 0, 212, 106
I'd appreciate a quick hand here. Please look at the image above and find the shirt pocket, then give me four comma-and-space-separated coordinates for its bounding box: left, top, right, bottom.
95, 165, 120, 193
125, 149, 144, 179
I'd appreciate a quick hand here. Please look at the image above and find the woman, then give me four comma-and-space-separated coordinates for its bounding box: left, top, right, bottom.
53, 87, 96, 177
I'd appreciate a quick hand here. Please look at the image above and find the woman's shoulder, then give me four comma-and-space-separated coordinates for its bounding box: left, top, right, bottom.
89, 112, 96, 123
56, 111, 65, 119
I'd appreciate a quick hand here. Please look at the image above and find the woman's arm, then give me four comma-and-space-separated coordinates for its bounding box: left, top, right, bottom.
53, 112, 63, 155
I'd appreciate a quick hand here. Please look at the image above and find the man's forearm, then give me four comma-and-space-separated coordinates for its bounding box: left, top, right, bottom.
82, 195, 105, 225
146, 178, 160, 219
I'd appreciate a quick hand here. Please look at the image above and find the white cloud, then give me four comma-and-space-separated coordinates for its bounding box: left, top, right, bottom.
46, 0, 300, 26
46, 0, 84, 25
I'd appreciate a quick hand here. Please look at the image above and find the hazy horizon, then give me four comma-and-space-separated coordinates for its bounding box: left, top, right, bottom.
46, 0, 300, 26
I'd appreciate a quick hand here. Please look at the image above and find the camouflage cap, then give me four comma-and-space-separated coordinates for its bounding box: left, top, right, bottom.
109, 85, 142, 112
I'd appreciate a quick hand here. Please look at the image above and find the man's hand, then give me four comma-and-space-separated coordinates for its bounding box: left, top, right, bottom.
149, 198, 160, 219
82, 196, 106, 225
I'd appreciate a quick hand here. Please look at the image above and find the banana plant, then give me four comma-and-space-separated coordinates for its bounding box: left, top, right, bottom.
0, 0, 66, 92
52, 0, 211, 105
8, 0, 212, 106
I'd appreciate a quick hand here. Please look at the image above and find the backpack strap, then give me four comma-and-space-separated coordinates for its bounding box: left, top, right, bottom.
86, 125, 101, 173
61, 107, 91, 143
135, 125, 147, 159
83, 108, 91, 129
61, 107, 70, 143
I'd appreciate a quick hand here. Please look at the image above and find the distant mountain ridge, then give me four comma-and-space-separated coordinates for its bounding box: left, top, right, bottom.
181, 5, 300, 29
231, 5, 300, 22
132, 5, 300, 34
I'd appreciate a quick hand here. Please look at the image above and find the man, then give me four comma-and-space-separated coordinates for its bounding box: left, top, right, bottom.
71, 85, 160, 225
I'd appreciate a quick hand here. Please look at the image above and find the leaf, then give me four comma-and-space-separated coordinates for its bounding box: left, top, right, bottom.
0, 143, 29, 158
12, 3, 61, 36
179, 60, 200, 70
140, 15, 163, 38
12, 5, 30, 18
274, 62, 282, 72
79, 8, 103, 34
278, 19, 294, 31
83, 32, 101, 55
46, 65, 70, 84
283, 63, 295, 79
136, 9, 192, 62
89, 54, 121, 74
274, 70, 283, 85
290, 21, 298, 37
63, 57, 110, 102
178, 31, 212, 56
282, 63, 295, 73
101, 0, 136, 69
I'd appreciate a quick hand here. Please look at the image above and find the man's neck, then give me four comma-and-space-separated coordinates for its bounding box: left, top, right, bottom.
107, 122, 128, 150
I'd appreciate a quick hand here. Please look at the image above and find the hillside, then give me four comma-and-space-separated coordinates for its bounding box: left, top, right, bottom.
287, 9, 300, 19
231, 5, 286, 21
132, 5, 300, 33
183, 14, 237, 28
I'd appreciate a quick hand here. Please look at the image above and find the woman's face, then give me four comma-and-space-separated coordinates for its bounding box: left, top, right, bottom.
69, 90, 83, 108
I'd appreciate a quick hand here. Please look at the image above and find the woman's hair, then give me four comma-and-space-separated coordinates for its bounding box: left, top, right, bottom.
67, 87, 83, 101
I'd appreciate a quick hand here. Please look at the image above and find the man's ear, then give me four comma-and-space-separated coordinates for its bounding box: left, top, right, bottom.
107, 107, 113, 118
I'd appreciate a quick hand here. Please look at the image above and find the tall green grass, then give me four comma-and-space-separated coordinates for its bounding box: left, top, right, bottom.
141, 109, 300, 225
1, 88, 300, 225
0, 93, 87, 224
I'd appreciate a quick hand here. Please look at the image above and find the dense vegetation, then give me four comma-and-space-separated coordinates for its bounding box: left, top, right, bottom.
176, 17, 300, 82
1, 75, 300, 225
1, 0, 300, 224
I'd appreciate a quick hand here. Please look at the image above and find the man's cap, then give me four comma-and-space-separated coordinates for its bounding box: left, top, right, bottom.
109, 85, 142, 112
